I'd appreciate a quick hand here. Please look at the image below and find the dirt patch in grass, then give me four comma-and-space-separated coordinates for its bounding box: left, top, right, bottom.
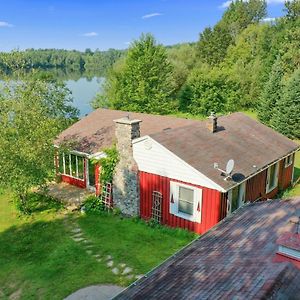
9, 288, 22, 300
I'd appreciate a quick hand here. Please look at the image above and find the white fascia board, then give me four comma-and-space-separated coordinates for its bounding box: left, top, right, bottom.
89, 152, 107, 160
226, 148, 300, 192
54, 144, 90, 158
133, 135, 226, 192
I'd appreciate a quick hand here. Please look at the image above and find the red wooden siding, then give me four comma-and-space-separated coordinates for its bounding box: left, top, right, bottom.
245, 158, 294, 202
139, 171, 222, 235
246, 169, 267, 202
279, 159, 294, 190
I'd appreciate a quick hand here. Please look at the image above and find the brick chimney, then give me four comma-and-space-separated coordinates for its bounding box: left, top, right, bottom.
112, 116, 142, 216
207, 112, 218, 133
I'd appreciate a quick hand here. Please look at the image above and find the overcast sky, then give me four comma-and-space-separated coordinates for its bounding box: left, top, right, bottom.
0, 0, 286, 52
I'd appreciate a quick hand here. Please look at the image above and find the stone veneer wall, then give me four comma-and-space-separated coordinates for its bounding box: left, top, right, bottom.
112, 118, 141, 216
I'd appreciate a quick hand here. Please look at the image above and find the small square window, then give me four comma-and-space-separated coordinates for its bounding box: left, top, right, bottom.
178, 187, 194, 215
285, 154, 293, 168
266, 163, 279, 193
170, 182, 202, 223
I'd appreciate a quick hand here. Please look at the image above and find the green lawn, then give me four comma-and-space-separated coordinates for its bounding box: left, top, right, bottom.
0, 191, 195, 299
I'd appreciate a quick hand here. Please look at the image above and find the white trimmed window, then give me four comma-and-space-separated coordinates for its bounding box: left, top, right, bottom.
170, 181, 202, 223
59, 152, 85, 180
266, 162, 279, 193
285, 154, 294, 168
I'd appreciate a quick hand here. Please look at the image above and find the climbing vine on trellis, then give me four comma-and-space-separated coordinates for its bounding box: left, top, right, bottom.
93, 145, 119, 185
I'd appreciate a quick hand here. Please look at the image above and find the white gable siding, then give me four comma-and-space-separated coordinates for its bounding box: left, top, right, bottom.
132, 136, 225, 192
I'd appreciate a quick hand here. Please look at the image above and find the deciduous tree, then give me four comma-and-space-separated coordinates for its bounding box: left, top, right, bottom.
93, 34, 175, 114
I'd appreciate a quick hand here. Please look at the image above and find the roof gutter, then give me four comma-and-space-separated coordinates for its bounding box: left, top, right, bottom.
224, 147, 300, 193
54, 144, 106, 159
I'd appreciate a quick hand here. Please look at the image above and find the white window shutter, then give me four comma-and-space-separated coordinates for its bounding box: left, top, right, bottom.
193, 188, 202, 223
169, 181, 178, 215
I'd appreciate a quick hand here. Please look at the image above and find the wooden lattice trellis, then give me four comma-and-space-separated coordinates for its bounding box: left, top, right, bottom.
100, 182, 113, 209
151, 191, 162, 223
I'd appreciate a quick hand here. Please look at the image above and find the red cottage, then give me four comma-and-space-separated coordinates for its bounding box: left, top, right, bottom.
55, 109, 299, 234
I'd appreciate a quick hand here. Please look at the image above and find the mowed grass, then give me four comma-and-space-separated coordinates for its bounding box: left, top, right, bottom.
78, 214, 194, 275
0, 190, 195, 300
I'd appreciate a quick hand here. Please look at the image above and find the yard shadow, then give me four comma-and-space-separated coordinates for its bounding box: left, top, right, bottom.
0, 216, 114, 299
23, 192, 64, 214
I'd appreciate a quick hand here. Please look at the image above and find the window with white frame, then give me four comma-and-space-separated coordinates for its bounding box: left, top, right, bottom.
59, 152, 85, 180
227, 182, 246, 215
170, 181, 202, 223
266, 162, 279, 193
285, 154, 294, 168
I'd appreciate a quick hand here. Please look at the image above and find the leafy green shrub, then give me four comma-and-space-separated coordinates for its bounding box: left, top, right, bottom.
82, 195, 105, 213
95, 145, 119, 185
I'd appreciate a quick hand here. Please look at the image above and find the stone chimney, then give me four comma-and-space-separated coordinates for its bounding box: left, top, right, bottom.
207, 112, 218, 133
112, 116, 142, 216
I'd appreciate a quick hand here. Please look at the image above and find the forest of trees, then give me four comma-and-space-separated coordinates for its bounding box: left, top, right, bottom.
0, 48, 124, 76
93, 0, 300, 139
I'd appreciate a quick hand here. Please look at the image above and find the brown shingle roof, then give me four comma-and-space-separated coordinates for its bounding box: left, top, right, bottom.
150, 112, 299, 190
56, 110, 298, 189
115, 198, 300, 300
55, 109, 199, 154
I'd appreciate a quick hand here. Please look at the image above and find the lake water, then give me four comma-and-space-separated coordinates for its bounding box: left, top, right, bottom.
65, 77, 104, 117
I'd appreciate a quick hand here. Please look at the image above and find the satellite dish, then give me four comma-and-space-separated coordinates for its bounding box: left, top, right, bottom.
226, 159, 235, 175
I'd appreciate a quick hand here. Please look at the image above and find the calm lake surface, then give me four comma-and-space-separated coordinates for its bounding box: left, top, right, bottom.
65, 77, 104, 117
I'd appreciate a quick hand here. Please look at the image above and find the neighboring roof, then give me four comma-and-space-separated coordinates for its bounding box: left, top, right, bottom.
149, 112, 299, 190
277, 232, 300, 252
55, 109, 199, 155
115, 198, 300, 300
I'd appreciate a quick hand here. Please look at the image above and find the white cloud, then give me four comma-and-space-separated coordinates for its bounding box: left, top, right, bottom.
219, 1, 233, 9
82, 32, 98, 37
262, 17, 276, 22
0, 21, 13, 28
219, 0, 285, 9
142, 13, 163, 19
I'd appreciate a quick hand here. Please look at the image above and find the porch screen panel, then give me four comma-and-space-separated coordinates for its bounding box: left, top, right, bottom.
77, 156, 84, 179
64, 154, 71, 175
71, 154, 77, 177
88, 160, 95, 187
58, 152, 64, 174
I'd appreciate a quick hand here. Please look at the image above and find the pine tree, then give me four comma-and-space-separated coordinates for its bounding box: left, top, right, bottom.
271, 69, 300, 139
258, 57, 284, 125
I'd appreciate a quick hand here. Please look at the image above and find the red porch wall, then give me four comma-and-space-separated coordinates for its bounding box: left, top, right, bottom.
60, 159, 87, 189
95, 163, 101, 196
139, 171, 221, 235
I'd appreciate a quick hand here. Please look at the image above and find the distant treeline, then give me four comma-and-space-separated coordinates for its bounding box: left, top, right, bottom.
0, 48, 125, 75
